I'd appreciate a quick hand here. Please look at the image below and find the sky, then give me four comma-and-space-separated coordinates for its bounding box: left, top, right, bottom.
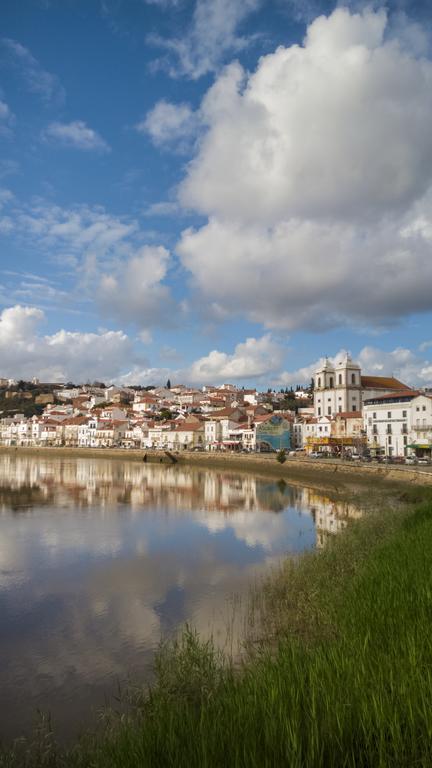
1, 0, 432, 388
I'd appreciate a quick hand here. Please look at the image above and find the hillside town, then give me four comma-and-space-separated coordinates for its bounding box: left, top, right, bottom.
0, 354, 431, 462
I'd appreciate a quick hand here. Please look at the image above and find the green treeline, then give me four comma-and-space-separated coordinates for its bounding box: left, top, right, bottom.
2, 486, 432, 767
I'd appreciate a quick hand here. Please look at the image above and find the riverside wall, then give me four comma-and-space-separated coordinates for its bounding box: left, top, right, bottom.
0, 445, 431, 487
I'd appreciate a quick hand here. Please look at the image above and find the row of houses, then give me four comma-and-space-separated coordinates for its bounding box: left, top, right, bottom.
0, 401, 293, 453
1, 361, 431, 459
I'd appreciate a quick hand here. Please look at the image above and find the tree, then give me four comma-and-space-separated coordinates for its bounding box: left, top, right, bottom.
276, 448, 287, 464
166, 379, 171, 390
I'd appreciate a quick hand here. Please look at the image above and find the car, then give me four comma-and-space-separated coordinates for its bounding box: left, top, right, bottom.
392, 456, 405, 464
381, 456, 393, 464
418, 457, 431, 465
405, 456, 417, 465
351, 453, 361, 460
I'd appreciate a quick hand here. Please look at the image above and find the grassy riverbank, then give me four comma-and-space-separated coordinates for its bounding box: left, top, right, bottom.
2, 485, 432, 767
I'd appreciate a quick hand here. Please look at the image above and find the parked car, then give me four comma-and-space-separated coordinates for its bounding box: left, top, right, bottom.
351, 453, 361, 460
405, 456, 417, 465
381, 456, 393, 464
418, 457, 431, 465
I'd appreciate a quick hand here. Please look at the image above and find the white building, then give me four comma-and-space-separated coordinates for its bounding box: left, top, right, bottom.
363, 391, 432, 458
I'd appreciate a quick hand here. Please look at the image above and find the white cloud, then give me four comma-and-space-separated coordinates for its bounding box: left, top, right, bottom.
44, 121, 110, 152
14, 202, 138, 283
144, 0, 181, 6
1, 38, 64, 102
121, 334, 284, 387
1, 199, 178, 330
0, 188, 13, 209
356, 345, 432, 388
187, 334, 284, 383
144, 201, 181, 217
149, 0, 261, 80
97, 246, 176, 329
0, 305, 135, 382
175, 8, 432, 331
137, 100, 198, 152
419, 341, 432, 353
181, 8, 432, 222
0, 99, 14, 135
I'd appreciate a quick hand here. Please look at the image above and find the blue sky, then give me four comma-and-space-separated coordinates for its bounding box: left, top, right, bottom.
1, 0, 432, 387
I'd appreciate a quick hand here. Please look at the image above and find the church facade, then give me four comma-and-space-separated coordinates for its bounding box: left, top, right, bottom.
313, 355, 409, 419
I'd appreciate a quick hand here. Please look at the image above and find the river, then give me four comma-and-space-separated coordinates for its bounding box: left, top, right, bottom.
0, 454, 360, 742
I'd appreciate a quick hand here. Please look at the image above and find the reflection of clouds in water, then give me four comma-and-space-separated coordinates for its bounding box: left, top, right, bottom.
0, 454, 361, 742
199, 509, 311, 552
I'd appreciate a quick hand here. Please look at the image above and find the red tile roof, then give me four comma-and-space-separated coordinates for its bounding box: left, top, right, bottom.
361, 376, 410, 390
364, 390, 420, 402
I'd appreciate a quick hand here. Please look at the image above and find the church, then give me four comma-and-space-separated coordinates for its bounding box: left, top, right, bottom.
313, 355, 409, 418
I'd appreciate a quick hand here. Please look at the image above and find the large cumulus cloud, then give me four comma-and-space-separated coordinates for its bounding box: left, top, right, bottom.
177, 7, 432, 330
0, 305, 135, 382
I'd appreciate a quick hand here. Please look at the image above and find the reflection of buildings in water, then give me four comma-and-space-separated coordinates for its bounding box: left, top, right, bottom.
0, 457, 265, 515
307, 489, 362, 549
0, 457, 361, 546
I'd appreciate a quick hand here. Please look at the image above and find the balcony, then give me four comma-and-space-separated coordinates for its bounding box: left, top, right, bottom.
413, 425, 432, 432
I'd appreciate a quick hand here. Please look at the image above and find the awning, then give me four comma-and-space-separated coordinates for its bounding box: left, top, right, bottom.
407, 443, 432, 449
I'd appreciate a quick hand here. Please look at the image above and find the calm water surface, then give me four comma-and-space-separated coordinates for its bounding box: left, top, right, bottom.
0, 455, 360, 742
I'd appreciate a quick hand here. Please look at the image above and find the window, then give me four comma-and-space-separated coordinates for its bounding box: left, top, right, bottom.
318, 378, 321, 388
403, 436, 407, 445
352, 405, 357, 412
373, 425, 378, 435
423, 405, 427, 411
387, 425, 392, 434
416, 406, 420, 412
338, 374, 342, 385
373, 412, 376, 419
329, 377, 333, 388
388, 435, 392, 444
338, 406, 342, 413
328, 406, 331, 415
352, 374, 356, 384
402, 410, 407, 417
387, 412, 391, 419
318, 407, 321, 416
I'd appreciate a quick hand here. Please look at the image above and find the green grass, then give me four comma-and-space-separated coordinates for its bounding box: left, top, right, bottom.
3, 487, 432, 767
